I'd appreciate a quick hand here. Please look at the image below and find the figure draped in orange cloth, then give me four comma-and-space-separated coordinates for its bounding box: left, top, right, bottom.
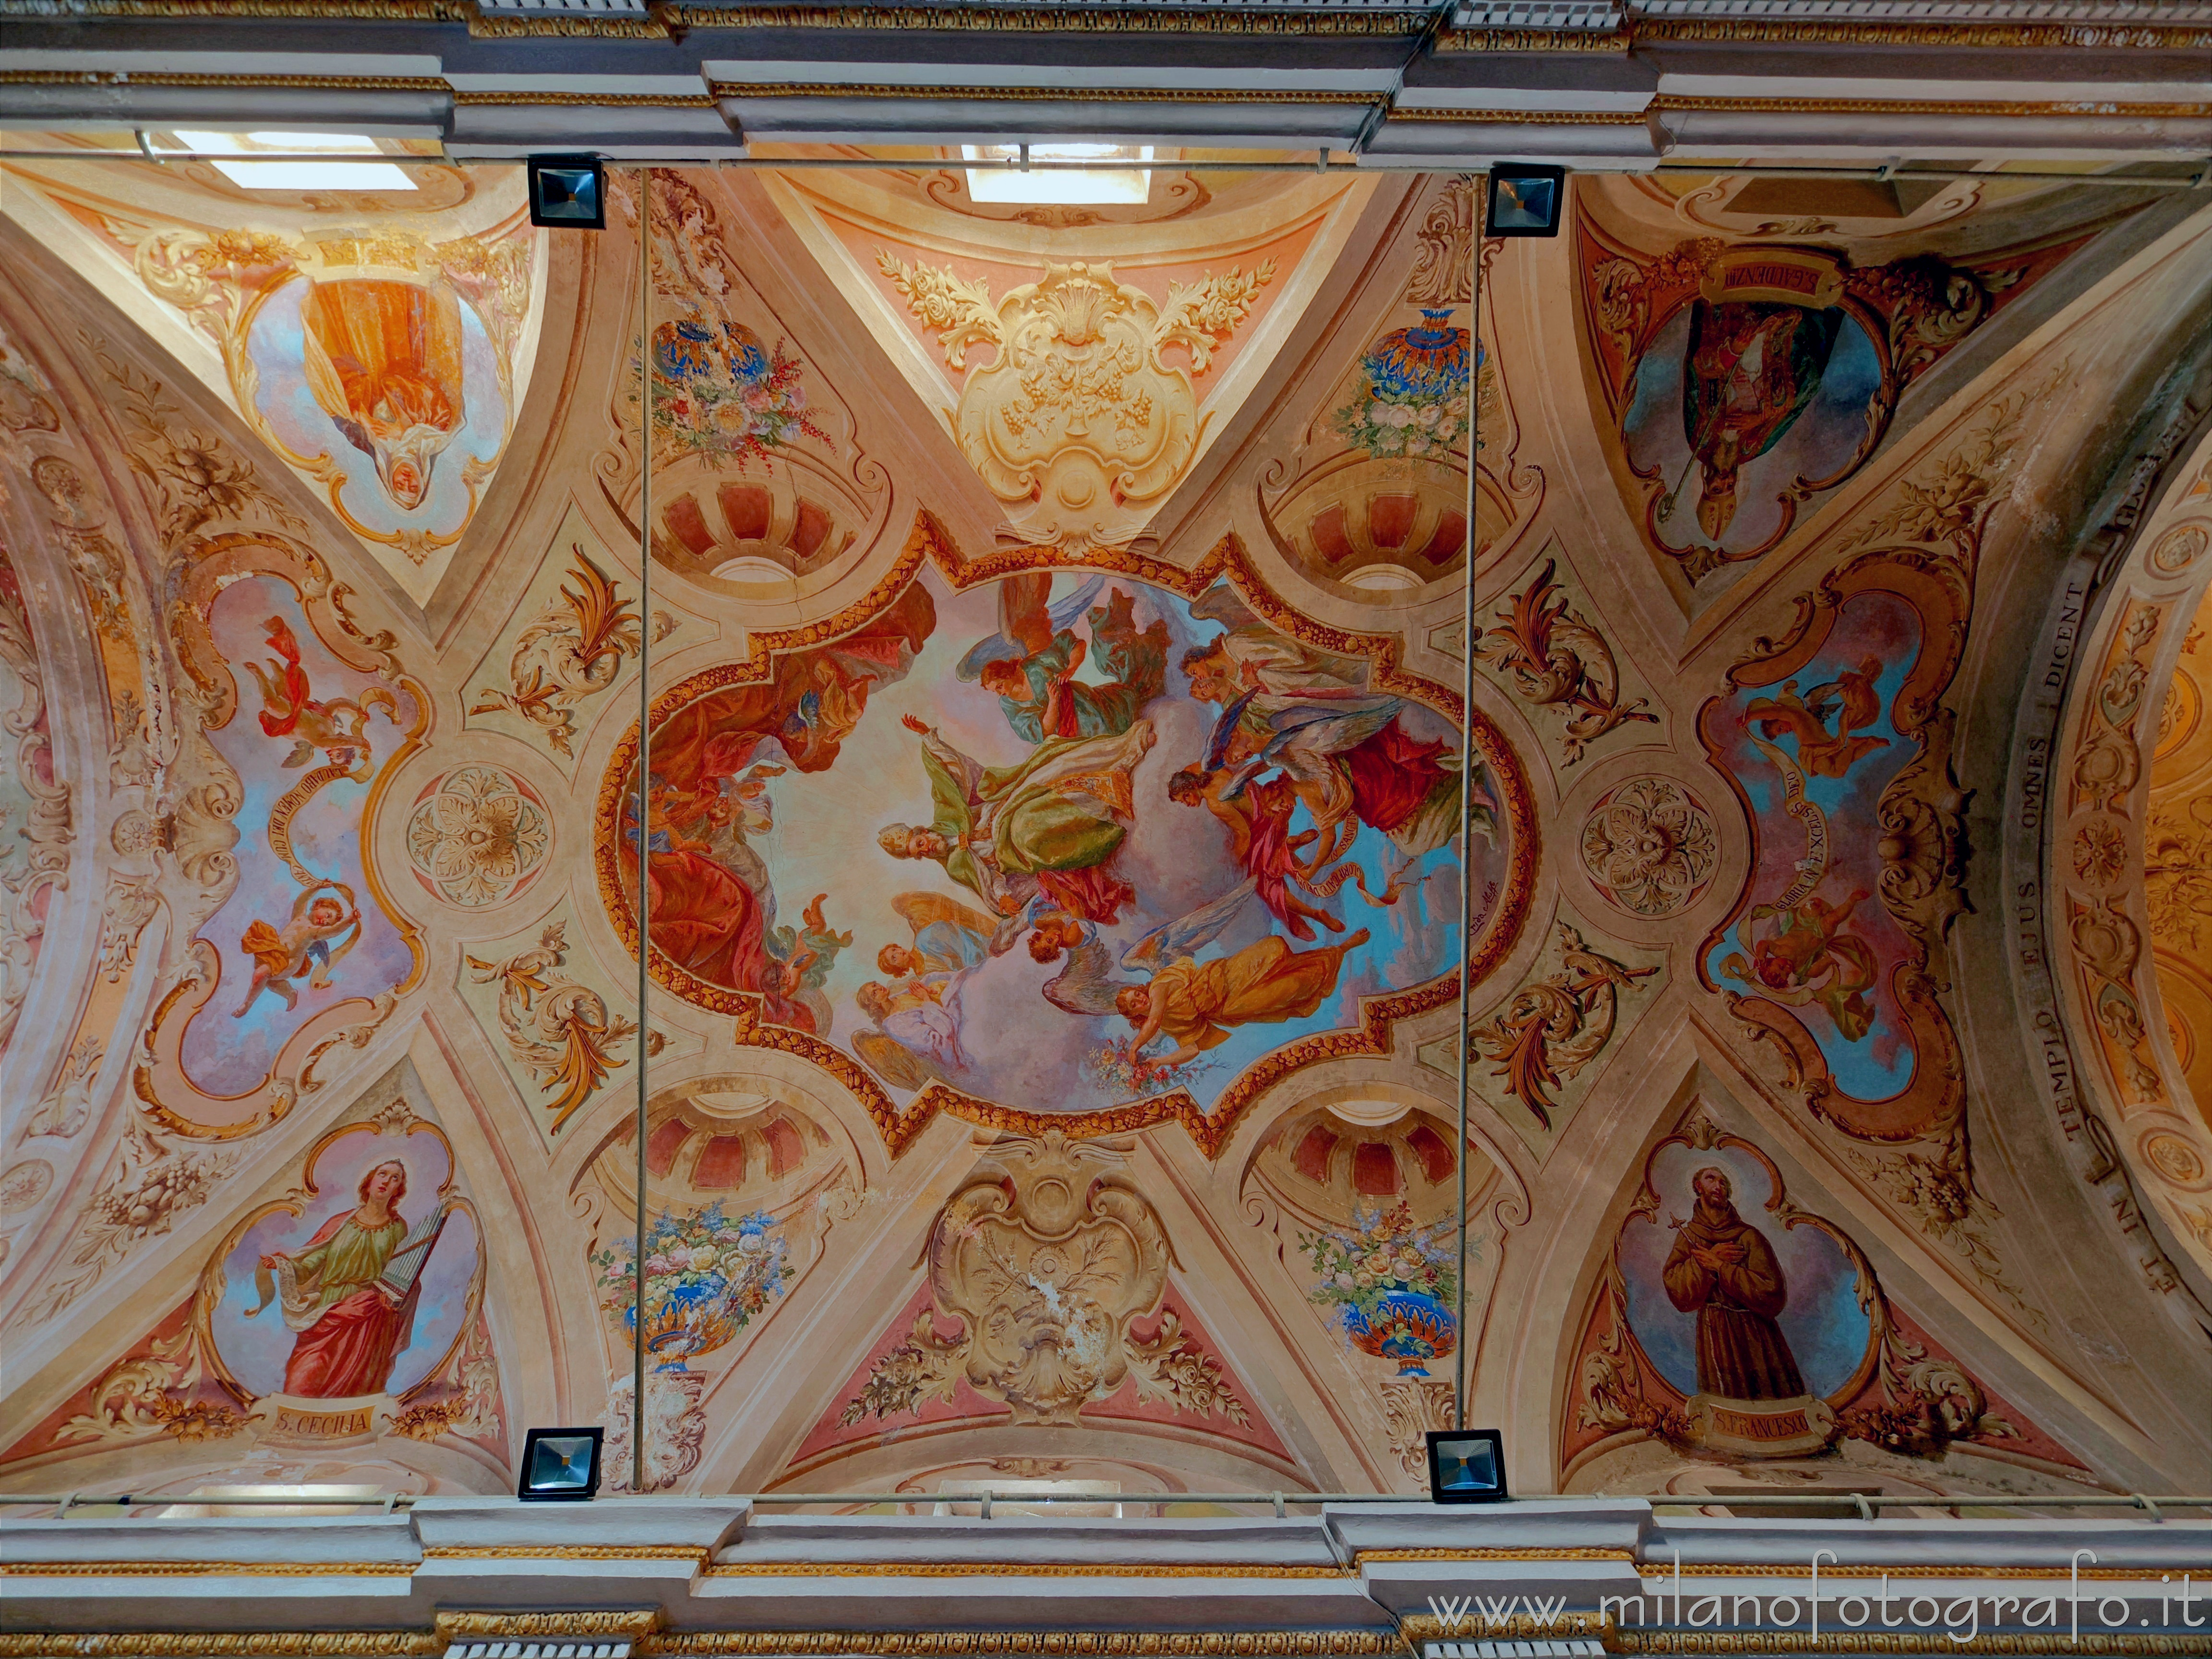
300, 275, 468, 513
1116, 927, 1368, 1069
247, 1159, 455, 1399
1742, 657, 1889, 780
1661, 1166, 1806, 1401
1721, 887, 1879, 1042
234, 882, 361, 1018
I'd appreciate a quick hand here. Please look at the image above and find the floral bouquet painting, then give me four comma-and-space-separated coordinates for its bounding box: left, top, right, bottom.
1331, 315, 1474, 461
652, 316, 830, 471
592, 1202, 789, 1369
1084, 1035, 1216, 1100
1296, 1201, 1462, 1376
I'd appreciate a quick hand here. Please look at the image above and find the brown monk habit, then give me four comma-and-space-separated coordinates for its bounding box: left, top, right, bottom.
1661, 1169, 1807, 1401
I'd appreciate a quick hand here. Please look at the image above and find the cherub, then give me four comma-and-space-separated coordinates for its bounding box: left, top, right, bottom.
235, 882, 361, 1017
853, 970, 971, 1088
759, 892, 851, 1034
239, 616, 397, 780
1166, 764, 1342, 940
1742, 658, 1890, 780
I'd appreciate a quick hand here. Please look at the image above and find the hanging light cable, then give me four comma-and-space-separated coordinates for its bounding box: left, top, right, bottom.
633, 162, 654, 1498
1452, 170, 1484, 1435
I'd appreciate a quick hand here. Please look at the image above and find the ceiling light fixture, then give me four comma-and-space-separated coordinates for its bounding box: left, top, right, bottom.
963, 142, 1153, 206
163, 130, 418, 192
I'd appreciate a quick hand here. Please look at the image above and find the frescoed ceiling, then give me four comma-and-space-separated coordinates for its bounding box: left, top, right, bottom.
1, 146, 2208, 1511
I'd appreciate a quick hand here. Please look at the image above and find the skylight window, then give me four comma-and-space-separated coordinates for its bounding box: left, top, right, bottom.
963, 143, 1152, 205
164, 130, 418, 192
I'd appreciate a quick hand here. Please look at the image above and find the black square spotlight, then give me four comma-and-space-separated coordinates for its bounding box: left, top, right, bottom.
528, 155, 605, 229
517, 1426, 604, 1501
1485, 165, 1566, 238
1426, 1428, 1509, 1503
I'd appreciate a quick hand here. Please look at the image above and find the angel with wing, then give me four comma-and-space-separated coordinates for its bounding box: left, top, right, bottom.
876, 890, 1001, 982
959, 573, 1168, 747
1040, 883, 1370, 1078
1178, 585, 1466, 880
852, 967, 974, 1093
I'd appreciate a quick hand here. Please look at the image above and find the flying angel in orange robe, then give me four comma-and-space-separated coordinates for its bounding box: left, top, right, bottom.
300, 275, 468, 513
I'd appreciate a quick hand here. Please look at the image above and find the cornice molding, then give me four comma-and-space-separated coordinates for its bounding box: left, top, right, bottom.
1437, 16, 2212, 48
1615, 1638, 2212, 1656
420, 1544, 714, 1561
706, 82, 1382, 104
0, 1561, 418, 1577
8, 0, 2207, 44
1635, 1563, 2186, 1580
697, 1562, 1355, 1578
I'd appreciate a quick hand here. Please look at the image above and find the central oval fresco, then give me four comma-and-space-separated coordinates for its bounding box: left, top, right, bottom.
597, 544, 1535, 1152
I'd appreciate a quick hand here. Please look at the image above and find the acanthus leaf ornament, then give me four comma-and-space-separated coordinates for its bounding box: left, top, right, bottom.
1470, 923, 1656, 1129
32, 1124, 231, 1325
1696, 377, 2065, 1261
469, 549, 642, 758
405, 766, 553, 908
1475, 557, 1657, 764
465, 922, 657, 1130
877, 252, 1274, 546
1579, 777, 1719, 917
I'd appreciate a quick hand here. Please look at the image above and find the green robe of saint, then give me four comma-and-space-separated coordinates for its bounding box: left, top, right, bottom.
915, 720, 1152, 910
283, 1215, 406, 1325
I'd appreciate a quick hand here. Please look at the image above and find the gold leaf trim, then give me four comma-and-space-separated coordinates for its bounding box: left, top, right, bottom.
451, 91, 717, 108
421, 1544, 710, 1561
1637, 1564, 2186, 1581
1613, 1637, 2212, 1656
1635, 17, 2212, 49
0, 1562, 415, 1578
1388, 107, 1647, 124
0, 71, 449, 91
650, 1638, 1400, 1656
1357, 1547, 1637, 1561
672, 5, 1427, 33
1436, 26, 1630, 51
707, 81, 1379, 104
1438, 18, 2212, 49
1647, 94, 2212, 118
0, 1640, 440, 1658
439, 1614, 662, 1639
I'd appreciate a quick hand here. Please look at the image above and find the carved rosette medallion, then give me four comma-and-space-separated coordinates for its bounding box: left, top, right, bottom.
1579, 777, 1719, 917
405, 765, 552, 908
